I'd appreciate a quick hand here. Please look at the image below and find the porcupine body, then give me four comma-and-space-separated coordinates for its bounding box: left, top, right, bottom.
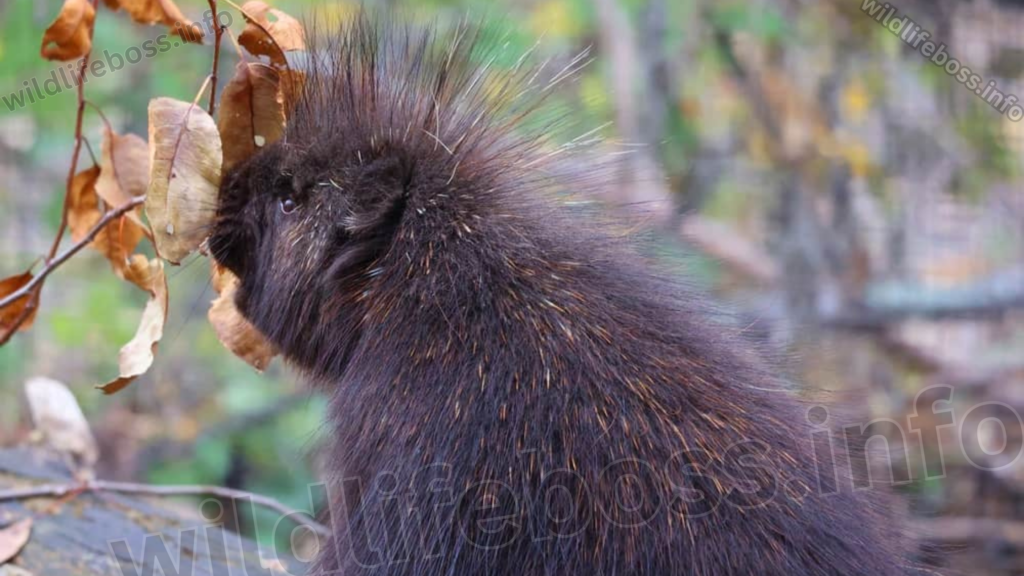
210, 13, 917, 576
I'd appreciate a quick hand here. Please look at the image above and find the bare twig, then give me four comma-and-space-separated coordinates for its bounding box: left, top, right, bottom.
206, 0, 224, 115
193, 75, 214, 109
0, 197, 146, 313
0, 479, 330, 537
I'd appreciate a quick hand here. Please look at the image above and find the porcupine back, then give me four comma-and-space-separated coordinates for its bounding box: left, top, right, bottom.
212, 12, 918, 576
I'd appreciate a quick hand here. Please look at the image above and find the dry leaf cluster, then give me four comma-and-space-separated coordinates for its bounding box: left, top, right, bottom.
1, 0, 306, 395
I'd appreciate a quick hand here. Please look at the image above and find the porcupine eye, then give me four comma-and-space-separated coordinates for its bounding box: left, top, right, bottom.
279, 197, 298, 214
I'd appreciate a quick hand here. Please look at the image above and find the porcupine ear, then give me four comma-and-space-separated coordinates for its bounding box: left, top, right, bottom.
343, 185, 408, 239
341, 153, 411, 238
322, 155, 410, 282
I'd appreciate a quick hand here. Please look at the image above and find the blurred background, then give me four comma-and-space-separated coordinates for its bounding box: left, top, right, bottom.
2, 0, 1024, 573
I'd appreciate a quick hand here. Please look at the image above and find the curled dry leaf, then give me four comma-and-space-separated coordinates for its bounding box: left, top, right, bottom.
67, 166, 102, 240
24, 377, 99, 473
237, 1, 305, 67
0, 518, 32, 565
122, 253, 165, 294
98, 255, 168, 394
146, 97, 223, 265
0, 273, 37, 334
68, 165, 146, 279
218, 62, 287, 172
102, 0, 201, 42
97, 129, 151, 207
209, 264, 278, 371
40, 0, 96, 61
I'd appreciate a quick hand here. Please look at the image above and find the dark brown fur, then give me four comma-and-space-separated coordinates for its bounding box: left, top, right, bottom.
210, 13, 917, 576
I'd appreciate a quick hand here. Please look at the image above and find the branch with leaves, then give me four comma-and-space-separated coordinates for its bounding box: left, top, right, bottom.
0, 0, 307, 391
0, 197, 145, 314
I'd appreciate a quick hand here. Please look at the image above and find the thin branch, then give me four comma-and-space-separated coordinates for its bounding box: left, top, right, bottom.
49, 0, 101, 262
81, 137, 98, 165
193, 74, 214, 109
85, 100, 112, 132
0, 0, 102, 343
0, 197, 146, 312
225, 21, 247, 60
206, 0, 224, 115
0, 479, 330, 538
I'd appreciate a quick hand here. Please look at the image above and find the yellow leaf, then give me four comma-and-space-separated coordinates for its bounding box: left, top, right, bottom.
841, 79, 871, 123
530, 0, 580, 39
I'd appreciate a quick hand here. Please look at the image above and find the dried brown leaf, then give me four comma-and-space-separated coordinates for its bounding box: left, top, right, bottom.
68, 165, 102, 242
121, 253, 165, 297
103, 0, 202, 43
0, 518, 32, 565
24, 377, 99, 472
146, 97, 223, 264
97, 255, 168, 394
237, 1, 305, 67
68, 165, 146, 278
208, 264, 277, 371
94, 218, 147, 278
0, 273, 37, 334
218, 62, 287, 172
97, 129, 151, 207
40, 0, 95, 61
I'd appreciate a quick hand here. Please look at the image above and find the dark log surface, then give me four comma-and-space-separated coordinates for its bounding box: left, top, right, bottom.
0, 447, 303, 576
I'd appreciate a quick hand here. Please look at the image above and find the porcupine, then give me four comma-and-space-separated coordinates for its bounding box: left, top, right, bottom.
209, 12, 921, 576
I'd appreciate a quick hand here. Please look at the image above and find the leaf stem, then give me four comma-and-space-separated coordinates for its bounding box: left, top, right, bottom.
0, 0, 101, 345
206, 0, 224, 115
